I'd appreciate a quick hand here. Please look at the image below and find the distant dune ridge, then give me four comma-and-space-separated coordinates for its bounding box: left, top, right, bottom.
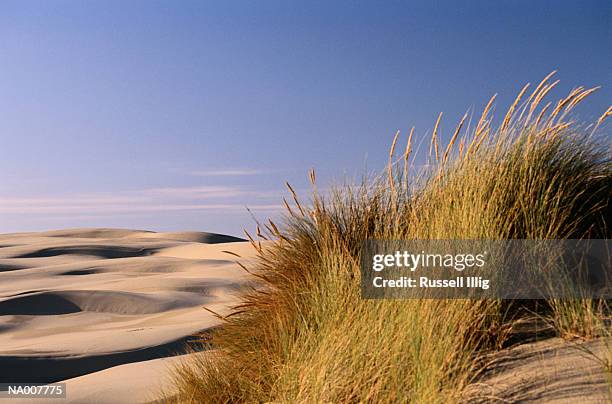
0, 228, 255, 403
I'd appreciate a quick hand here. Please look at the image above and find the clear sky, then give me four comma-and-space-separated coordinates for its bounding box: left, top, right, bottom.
1, 1, 610, 237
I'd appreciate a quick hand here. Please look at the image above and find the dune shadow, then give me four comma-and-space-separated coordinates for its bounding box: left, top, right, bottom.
0, 264, 27, 273
0, 333, 208, 384
14, 246, 157, 259
58, 269, 101, 276
0, 289, 203, 316
0, 293, 81, 315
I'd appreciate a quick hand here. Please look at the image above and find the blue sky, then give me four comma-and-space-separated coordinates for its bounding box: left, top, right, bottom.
0, 1, 610, 236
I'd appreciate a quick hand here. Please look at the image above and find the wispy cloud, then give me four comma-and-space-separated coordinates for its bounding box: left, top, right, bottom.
0, 203, 283, 214
140, 185, 244, 199
187, 168, 269, 177
0, 185, 284, 216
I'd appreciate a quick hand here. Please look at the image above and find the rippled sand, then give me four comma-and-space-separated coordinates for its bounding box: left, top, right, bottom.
0, 228, 256, 403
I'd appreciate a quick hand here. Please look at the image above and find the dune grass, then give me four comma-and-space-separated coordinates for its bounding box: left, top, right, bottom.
171, 73, 611, 403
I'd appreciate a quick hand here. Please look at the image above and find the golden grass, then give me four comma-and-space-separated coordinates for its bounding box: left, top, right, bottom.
170, 73, 611, 403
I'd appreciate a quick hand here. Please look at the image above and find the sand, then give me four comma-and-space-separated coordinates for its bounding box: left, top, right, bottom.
464, 337, 611, 403
0, 228, 256, 403
2, 228, 610, 403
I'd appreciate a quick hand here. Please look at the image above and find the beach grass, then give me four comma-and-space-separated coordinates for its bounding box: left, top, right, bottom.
170, 73, 611, 403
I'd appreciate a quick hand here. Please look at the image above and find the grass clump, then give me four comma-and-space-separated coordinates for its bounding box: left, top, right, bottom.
171, 73, 611, 403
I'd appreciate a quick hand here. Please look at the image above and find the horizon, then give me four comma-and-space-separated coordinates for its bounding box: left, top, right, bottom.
1, 0, 610, 237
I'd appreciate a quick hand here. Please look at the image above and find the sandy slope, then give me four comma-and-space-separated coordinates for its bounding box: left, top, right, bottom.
464, 337, 611, 403
0, 228, 256, 403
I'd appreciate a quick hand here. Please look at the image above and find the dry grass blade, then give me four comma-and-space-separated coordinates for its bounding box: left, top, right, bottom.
222, 250, 242, 258
532, 80, 560, 119
501, 83, 530, 133
430, 112, 443, 162
243, 229, 263, 253
443, 113, 467, 165
535, 101, 552, 127
309, 168, 316, 185
526, 71, 557, 107
546, 87, 585, 126
388, 130, 400, 194
476, 94, 497, 137
403, 126, 415, 192
267, 220, 282, 238
597, 106, 612, 125
567, 87, 599, 110
286, 182, 305, 216
202, 306, 228, 322
282, 197, 295, 217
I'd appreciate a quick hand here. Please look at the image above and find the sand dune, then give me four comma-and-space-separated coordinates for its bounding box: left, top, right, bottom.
0, 228, 256, 402
3, 228, 606, 403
